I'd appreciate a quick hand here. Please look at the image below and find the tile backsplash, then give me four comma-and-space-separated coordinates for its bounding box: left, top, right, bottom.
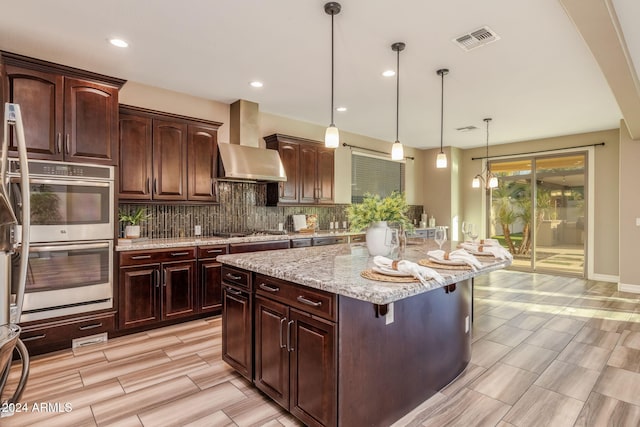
119, 181, 422, 239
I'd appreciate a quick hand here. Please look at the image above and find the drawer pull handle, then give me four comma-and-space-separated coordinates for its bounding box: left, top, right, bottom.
171, 252, 190, 256
225, 273, 242, 281
226, 288, 242, 296
259, 283, 280, 293
206, 249, 223, 254
297, 296, 322, 307
78, 323, 103, 331
22, 334, 46, 342
131, 255, 151, 260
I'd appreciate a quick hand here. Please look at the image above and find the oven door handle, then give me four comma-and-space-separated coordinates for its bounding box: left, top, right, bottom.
28, 242, 111, 252
11, 177, 111, 188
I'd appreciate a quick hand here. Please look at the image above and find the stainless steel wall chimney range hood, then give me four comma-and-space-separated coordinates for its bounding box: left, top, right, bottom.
217, 143, 286, 182
217, 99, 287, 182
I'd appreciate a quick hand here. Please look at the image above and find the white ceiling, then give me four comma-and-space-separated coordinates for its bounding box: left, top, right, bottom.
0, 0, 633, 149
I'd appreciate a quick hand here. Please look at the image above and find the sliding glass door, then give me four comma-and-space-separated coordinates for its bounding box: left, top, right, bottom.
488, 153, 586, 276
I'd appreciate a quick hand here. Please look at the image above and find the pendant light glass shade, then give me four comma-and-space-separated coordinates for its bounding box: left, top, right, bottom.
472, 175, 481, 188
436, 68, 449, 169
391, 141, 404, 161
324, 2, 341, 148
325, 124, 339, 148
391, 42, 405, 161
488, 175, 498, 188
472, 118, 498, 189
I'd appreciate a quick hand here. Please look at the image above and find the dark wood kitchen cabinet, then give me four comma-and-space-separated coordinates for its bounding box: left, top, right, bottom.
118, 105, 221, 202
1, 51, 124, 164
265, 134, 334, 206
197, 244, 228, 313
118, 248, 196, 330
222, 265, 253, 380
254, 274, 337, 427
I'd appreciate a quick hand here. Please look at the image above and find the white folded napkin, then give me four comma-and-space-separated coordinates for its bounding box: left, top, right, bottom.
427, 249, 482, 270
478, 238, 500, 246
460, 243, 513, 260
373, 256, 445, 287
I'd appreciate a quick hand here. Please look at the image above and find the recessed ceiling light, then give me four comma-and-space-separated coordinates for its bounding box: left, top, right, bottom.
382, 70, 395, 77
109, 38, 129, 48
336, 106, 347, 112
249, 81, 263, 88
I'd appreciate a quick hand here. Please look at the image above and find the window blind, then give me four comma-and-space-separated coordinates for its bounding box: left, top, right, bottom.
351, 153, 405, 203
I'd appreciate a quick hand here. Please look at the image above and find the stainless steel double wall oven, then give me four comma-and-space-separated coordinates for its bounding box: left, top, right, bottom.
8, 159, 114, 322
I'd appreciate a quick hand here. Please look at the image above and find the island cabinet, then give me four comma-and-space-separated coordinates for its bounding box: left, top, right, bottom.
1, 51, 125, 164
264, 134, 334, 206
197, 244, 228, 313
119, 105, 221, 202
254, 274, 337, 427
221, 265, 253, 380
118, 248, 197, 330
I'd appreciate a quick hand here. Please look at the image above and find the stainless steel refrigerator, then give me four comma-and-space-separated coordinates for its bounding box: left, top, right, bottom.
0, 103, 31, 416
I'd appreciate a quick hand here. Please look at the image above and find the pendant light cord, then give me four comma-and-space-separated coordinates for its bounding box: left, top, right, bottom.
395, 48, 400, 142
440, 72, 444, 153
330, 13, 335, 126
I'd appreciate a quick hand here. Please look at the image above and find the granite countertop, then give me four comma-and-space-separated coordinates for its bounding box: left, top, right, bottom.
115, 231, 364, 251
217, 241, 511, 305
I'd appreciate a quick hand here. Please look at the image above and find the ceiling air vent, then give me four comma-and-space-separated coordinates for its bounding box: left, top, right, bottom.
453, 26, 500, 51
456, 125, 478, 132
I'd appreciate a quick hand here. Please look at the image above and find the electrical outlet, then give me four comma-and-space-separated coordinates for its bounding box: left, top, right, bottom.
636, 218, 640, 227
194, 225, 202, 236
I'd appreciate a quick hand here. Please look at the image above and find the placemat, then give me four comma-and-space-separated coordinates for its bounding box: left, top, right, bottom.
418, 259, 473, 270
360, 269, 419, 283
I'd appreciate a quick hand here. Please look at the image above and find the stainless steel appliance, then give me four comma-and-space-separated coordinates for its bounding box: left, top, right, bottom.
1, 103, 30, 415
4, 158, 115, 322
7, 159, 114, 243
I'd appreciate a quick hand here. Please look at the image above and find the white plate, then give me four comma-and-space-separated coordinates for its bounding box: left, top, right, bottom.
428, 257, 468, 266
372, 266, 413, 277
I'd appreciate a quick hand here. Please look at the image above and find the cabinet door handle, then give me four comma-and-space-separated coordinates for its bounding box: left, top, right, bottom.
153, 178, 157, 195
279, 317, 286, 349
259, 283, 279, 293
22, 334, 46, 342
78, 322, 103, 331
131, 255, 152, 260
297, 295, 322, 307
65, 134, 70, 154
155, 269, 160, 288
286, 320, 294, 352
170, 252, 190, 257
225, 273, 242, 281
162, 268, 166, 287
206, 249, 223, 254
146, 177, 151, 194
226, 287, 242, 296
56, 133, 62, 154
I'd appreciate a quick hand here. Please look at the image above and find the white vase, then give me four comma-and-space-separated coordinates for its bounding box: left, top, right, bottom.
366, 221, 391, 256
125, 225, 140, 238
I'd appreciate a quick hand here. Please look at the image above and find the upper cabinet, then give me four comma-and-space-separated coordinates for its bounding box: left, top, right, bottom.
264, 134, 334, 206
118, 105, 221, 202
1, 51, 124, 165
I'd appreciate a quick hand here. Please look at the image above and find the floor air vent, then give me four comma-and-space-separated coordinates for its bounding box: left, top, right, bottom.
72, 332, 108, 348
453, 26, 500, 51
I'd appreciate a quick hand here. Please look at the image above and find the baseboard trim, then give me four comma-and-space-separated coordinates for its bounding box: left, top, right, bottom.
590, 273, 619, 283
618, 283, 640, 293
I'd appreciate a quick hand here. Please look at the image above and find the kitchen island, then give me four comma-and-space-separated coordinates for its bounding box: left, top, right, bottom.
218, 242, 510, 427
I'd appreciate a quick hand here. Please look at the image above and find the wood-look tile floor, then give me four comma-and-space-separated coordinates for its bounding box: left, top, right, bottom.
3, 270, 640, 426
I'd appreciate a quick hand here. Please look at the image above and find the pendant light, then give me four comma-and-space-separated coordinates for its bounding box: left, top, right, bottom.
436, 68, 449, 168
391, 42, 405, 161
472, 118, 498, 189
324, 2, 341, 148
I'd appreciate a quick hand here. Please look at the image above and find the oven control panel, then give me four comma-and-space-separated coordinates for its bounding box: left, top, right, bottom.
9, 159, 113, 180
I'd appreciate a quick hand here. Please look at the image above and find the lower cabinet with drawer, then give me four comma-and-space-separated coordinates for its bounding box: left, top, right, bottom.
20, 311, 116, 356
197, 244, 228, 314
118, 248, 197, 330
254, 274, 337, 427
221, 265, 253, 380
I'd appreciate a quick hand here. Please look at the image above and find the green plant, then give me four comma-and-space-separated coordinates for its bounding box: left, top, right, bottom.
118, 207, 150, 226
346, 192, 413, 232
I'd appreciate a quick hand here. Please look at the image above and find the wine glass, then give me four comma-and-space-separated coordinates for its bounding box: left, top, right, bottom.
467, 223, 478, 243
434, 226, 447, 250
461, 221, 468, 242
387, 228, 400, 258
